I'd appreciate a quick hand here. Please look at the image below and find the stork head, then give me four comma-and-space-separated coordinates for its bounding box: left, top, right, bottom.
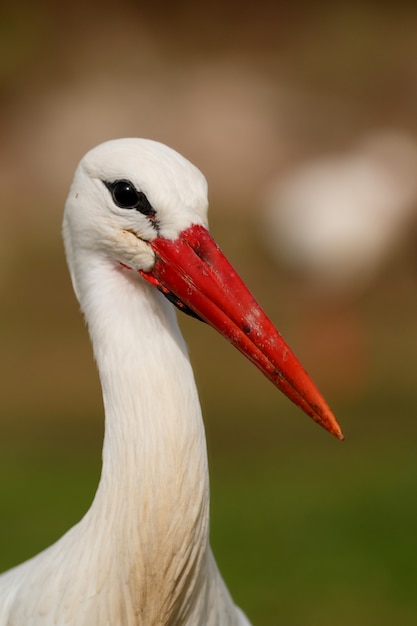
64, 138, 343, 440
63, 138, 208, 280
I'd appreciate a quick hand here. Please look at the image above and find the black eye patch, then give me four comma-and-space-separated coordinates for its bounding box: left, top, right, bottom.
104, 180, 156, 219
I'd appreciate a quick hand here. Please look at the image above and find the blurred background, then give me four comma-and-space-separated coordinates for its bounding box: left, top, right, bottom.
1, 1, 417, 624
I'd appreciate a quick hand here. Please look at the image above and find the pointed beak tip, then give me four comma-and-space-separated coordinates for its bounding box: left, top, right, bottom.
326, 416, 344, 441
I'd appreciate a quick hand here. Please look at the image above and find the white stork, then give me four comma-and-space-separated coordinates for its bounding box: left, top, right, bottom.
0, 139, 343, 625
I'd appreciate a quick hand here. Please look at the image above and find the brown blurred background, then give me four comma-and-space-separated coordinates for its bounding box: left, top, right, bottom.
1, 2, 417, 625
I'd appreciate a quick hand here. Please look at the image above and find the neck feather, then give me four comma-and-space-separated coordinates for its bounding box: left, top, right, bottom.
1, 256, 246, 626
80, 259, 211, 621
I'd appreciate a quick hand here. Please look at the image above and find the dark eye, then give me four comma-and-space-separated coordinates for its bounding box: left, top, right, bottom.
111, 181, 139, 208
104, 179, 156, 219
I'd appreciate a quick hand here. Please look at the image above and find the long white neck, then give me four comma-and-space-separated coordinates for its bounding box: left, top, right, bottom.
82, 258, 214, 621
0, 256, 247, 626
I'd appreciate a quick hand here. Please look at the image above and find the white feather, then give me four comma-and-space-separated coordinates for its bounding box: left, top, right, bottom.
0, 139, 250, 625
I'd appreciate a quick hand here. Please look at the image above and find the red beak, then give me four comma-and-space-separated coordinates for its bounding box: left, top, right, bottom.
140, 224, 343, 440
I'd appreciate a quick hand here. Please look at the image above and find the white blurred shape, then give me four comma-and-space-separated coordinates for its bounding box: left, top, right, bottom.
262, 130, 417, 295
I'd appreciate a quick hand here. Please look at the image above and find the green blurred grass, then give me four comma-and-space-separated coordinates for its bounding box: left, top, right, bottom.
211, 448, 417, 625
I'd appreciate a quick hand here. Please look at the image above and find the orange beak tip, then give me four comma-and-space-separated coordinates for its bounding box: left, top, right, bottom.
328, 417, 344, 441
